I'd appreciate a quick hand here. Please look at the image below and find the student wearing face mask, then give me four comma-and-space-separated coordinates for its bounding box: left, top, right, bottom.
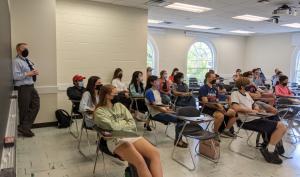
172, 72, 196, 107
112, 68, 132, 109
13, 43, 40, 137
199, 72, 237, 140
79, 76, 102, 116
168, 68, 179, 83
275, 75, 300, 116
231, 77, 287, 164
159, 70, 171, 104
67, 74, 86, 114
243, 71, 276, 108
129, 71, 148, 120
145, 76, 187, 148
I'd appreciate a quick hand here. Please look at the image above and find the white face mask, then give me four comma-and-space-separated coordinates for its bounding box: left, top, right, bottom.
78, 81, 84, 87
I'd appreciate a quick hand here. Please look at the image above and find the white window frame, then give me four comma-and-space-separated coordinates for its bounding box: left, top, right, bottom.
186, 40, 216, 83
293, 47, 300, 83
147, 35, 159, 75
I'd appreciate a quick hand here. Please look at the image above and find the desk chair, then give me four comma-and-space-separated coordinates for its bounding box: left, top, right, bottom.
69, 99, 82, 138
172, 106, 216, 171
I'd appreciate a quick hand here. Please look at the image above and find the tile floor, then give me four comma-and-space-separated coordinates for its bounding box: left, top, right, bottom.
17, 121, 300, 177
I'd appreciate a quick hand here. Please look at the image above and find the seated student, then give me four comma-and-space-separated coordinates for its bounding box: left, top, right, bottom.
243, 71, 276, 110
231, 77, 287, 164
172, 72, 196, 107
112, 68, 131, 109
80, 76, 102, 120
146, 67, 153, 79
253, 68, 265, 87
145, 75, 187, 148
258, 68, 267, 85
129, 71, 148, 119
275, 75, 300, 110
215, 74, 230, 102
199, 72, 237, 139
233, 69, 242, 82
159, 70, 172, 104
67, 74, 86, 114
168, 68, 179, 83
94, 85, 163, 177
271, 69, 283, 88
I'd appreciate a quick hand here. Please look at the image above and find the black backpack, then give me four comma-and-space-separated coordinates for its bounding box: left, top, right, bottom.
55, 109, 71, 128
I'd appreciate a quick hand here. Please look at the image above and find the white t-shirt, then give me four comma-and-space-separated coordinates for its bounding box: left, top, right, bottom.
231, 91, 260, 122
112, 78, 127, 92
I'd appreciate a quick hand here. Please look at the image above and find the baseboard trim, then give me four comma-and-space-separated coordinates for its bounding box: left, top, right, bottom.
32, 121, 58, 128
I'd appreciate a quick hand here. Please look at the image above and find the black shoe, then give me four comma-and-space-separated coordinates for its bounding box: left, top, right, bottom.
144, 123, 152, 131
260, 148, 283, 164
18, 127, 34, 137
28, 129, 35, 136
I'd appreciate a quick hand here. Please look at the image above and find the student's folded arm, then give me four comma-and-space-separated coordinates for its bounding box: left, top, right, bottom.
172, 89, 186, 96
149, 103, 168, 113
231, 103, 252, 114
201, 97, 219, 109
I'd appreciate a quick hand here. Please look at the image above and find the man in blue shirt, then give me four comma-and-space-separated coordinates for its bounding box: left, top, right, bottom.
199, 72, 237, 140
13, 43, 40, 137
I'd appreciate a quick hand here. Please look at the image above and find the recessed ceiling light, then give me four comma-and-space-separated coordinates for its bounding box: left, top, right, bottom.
230, 30, 255, 34
232, 14, 269, 21
148, 19, 163, 24
166, 2, 212, 13
186, 25, 216, 30
281, 23, 300, 28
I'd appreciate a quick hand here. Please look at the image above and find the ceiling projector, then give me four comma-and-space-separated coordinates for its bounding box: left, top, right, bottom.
273, 4, 297, 16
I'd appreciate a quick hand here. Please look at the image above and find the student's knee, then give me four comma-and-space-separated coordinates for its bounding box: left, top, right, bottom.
227, 109, 236, 118
277, 122, 287, 133
214, 112, 224, 120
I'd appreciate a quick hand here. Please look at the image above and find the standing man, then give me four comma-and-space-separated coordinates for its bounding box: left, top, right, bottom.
13, 43, 40, 137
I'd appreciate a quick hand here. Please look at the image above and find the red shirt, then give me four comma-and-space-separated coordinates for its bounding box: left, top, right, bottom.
159, 78, 171, 93
275, 84, 292, 96
168, 76, 174, 83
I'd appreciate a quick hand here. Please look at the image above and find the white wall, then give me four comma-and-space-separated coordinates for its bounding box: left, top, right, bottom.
245, 33, 295, 79
56, 0, 148, 110
149, 28, 246, 80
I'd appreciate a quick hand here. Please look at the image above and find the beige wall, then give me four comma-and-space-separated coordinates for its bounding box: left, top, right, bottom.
244, 33, 298, 80
10, 0, 57, 123
56, 0, 148, 110
149, 28, 246, 81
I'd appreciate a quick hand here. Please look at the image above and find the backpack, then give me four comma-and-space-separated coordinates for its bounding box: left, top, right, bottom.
55, 109, 71, 128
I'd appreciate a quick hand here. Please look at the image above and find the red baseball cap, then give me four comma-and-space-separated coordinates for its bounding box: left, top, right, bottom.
72, 74, 86, 82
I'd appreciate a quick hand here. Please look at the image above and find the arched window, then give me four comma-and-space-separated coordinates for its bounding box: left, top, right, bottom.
187, 41, 215, 83
147, 40, 156, 74
295, 50, 300, 83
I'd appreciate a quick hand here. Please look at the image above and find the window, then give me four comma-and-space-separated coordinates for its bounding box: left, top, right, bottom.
187, 42, 215, 83
295, 51, 300, 84
147, 40, 155, 69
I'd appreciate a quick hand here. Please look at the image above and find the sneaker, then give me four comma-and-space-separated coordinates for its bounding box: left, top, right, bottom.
221, 130, 236, 138
174, 139, 188, 148
260, 148, 283, 164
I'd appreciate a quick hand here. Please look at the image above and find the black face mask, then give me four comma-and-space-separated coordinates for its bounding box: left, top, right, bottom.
21, 48, 29, 58
95, 84, 103, 90
118, 73, 123, 79
210, 79, 217, 85
282, 83, 288, 86
111, 97, 119, 104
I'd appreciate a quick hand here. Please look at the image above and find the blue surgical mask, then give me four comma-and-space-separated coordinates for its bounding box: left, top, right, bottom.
78, 81, 84, 87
